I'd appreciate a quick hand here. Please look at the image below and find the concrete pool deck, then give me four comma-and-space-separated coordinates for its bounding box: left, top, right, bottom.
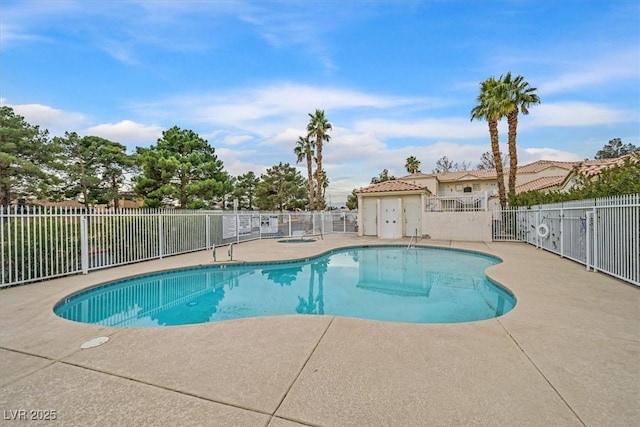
0, 234, 638, 426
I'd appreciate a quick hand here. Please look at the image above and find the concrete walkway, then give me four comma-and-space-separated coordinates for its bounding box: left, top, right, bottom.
1, 235, 638, 426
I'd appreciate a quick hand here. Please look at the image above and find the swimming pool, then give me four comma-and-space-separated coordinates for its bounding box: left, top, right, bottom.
54, 246, 515, 327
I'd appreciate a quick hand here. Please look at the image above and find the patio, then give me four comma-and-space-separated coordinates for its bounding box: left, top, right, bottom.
1, 234, 638, 426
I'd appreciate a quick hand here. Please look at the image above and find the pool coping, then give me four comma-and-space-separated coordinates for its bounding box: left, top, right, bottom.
1, 234, 638, 426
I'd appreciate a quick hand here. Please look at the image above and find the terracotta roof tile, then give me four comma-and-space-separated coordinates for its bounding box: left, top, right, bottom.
514, 160, 581, 174
398, 159, 580, 182
396, 172, 437, 179
515, 176, 565, 194
434, 169, 498, 181
577, 153, 639, 177
357, 180, 429, 194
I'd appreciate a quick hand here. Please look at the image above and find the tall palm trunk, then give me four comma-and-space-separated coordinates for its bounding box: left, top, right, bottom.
507, 109, 518, 196
489, 120, 507, 209
315, 141, 324, 210
306, 151, 315, 210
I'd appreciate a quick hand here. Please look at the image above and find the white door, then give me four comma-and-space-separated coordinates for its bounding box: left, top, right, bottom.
404, 201, 421, 237
380, 198, 400, 238
363, 199, 377, 236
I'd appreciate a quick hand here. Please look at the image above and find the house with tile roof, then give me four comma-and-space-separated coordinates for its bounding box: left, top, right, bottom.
355, 154, 636, 241
558, 152, 639, 192
355, 159, 580, 240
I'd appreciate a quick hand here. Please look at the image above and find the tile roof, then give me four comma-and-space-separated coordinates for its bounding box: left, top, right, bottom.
514, 160, 581, 174
396, 172, 437, 179
433, 169, 498, 181
576, 153, 639, 177
515, 176, 565, 194
357, 180, 429, 194
398, 160, 581, 182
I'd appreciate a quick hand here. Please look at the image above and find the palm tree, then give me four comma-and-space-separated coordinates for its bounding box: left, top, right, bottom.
405, 156, 421, 173
307, 109, 332, 210
471, 76, 508, 209
294, 135, 315, 210
501, 72, 540, 196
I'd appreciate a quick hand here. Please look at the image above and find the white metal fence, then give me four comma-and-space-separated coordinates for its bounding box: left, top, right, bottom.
426, 192, 489, 212
0, 207, 358, 288
492, 194, 639, 286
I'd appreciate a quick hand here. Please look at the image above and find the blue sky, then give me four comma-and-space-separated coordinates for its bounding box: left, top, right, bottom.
1, 0, 638, 205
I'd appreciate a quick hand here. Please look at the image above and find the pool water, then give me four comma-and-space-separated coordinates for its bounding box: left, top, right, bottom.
54, 246, 515, 327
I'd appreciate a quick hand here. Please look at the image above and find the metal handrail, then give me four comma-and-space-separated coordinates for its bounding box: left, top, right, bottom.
407, 228, 417, 249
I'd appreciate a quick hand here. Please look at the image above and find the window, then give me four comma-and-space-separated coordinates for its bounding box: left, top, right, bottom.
473, 183, 480, 191
455, 184, 463, 191
463, 186, 472, 193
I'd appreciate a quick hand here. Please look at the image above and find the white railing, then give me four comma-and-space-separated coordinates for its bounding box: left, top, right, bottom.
426, 192, 489, 212
492, 194, 639, 286
0, 207, 358, 288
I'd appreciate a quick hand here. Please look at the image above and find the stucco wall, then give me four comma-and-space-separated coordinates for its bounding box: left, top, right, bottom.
421, 211, 493, 242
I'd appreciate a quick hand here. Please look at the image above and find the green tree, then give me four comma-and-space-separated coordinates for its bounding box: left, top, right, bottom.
134, 126, 228, 209
595, 138, 638, 159
215, 171, 235, 210
294, 135, 315, 210
83, 136, 133, 210
578, 154, 640, 197
254, 162, 308, 211
0, 106, 58, 207
346, 189, 358, 210
502, 72, 540, 196
471, 76, 508, 209
307, 109, 332, 210
405, 156, 421, 173
509, 153, 640, 206
370, 169, 396, 184
233, 171, 260, 210
54, 132, 101, 207
318, 169, 329, 206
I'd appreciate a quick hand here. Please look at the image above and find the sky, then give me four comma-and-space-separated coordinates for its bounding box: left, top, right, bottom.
1, 0, 638, 206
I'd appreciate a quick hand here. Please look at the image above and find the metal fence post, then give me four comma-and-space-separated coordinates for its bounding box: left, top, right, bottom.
559, 206, 564, 257
206, 215, 211, 248
586, 211, 593, 271
158, 213, 164, 259
592, 206, 598, 272
81, 217, 89, 274
535, 211, 540, 248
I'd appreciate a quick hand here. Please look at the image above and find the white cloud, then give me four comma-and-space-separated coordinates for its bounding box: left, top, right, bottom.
526, 102, 636, 127
261, 127, 307, 148
353, 117, 489, 140
83, 120, 163, 146
2, 101, 87, 135
0, 23, 48, 50
222, 134, 254, 146
216, 147, 266, 177
518, 147, 583, 163
538, 48, 639, 95
133, 83, 424, 132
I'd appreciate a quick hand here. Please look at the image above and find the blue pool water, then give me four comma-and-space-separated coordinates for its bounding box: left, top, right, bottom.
54, 246, 515, 327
